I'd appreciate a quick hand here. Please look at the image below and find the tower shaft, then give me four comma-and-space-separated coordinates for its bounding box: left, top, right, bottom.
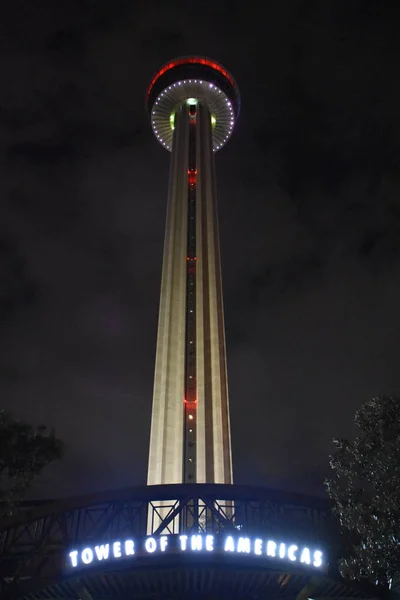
147, 102, 232, 485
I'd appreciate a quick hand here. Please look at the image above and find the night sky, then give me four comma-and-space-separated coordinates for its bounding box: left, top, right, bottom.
1, 0, 400, 499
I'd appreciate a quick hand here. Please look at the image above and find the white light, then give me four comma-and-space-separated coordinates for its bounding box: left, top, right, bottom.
206, 535, 214, 551
224, 536, 235, 552
300, 548, 311, 565
113, 541, 122, 558
191, 535, 202, 550
81, 548, 94, 565
160, 536, 168, 552
179, 535, 188, 550
95, 544, 110, 560
145, 537, 157, 553
237, 537, 251, 553
313, 550, 323, 567
254, 539, 262, 555
125, 540, 135, 556
67, 535, 324, 570
288, 545, 298, 561
266, 541, 276, 557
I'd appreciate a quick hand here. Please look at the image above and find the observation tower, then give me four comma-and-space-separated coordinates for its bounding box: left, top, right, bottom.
146, 57, 240, 486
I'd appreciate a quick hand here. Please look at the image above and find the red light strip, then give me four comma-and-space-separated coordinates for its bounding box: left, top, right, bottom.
188, 170, 197, 185
147, 57, 235, 97
184, 398, 197, 404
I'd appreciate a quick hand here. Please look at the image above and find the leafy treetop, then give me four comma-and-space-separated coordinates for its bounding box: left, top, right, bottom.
0, 409, 64, 519
326, 396, 400, 586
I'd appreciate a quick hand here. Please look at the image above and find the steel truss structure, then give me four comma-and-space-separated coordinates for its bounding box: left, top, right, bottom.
0, 484, 383, 600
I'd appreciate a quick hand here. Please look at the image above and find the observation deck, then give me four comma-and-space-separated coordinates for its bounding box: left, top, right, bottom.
146, 57, 240, 152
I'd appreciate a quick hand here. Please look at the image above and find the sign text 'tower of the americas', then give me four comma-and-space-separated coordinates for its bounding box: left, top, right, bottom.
68, 534, 325, 571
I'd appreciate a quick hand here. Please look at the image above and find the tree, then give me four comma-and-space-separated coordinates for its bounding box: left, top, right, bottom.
0, 409, 64, 518
325, 396, 400, 586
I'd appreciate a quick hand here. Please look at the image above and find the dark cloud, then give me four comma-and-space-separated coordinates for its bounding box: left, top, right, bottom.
0, 236, 37, 318
140, 28, 185, 55
6, 142, 76, 165
46, 27, 85, 52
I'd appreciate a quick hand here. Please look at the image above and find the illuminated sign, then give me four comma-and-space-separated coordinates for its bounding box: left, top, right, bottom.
68, 534, 324, 571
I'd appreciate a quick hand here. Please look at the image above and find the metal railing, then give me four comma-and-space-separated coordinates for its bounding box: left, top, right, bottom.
0, 483, 339, 599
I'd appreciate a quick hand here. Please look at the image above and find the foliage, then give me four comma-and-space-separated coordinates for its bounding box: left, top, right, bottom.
0, 409, 64, 518
325, 396, 400, 586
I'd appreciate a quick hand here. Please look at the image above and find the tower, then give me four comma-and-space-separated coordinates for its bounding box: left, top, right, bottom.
146, 57, 240, 486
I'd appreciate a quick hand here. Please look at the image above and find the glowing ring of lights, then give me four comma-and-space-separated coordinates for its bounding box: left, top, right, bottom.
146, 57, 240, 152
150, 80, 235, 152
